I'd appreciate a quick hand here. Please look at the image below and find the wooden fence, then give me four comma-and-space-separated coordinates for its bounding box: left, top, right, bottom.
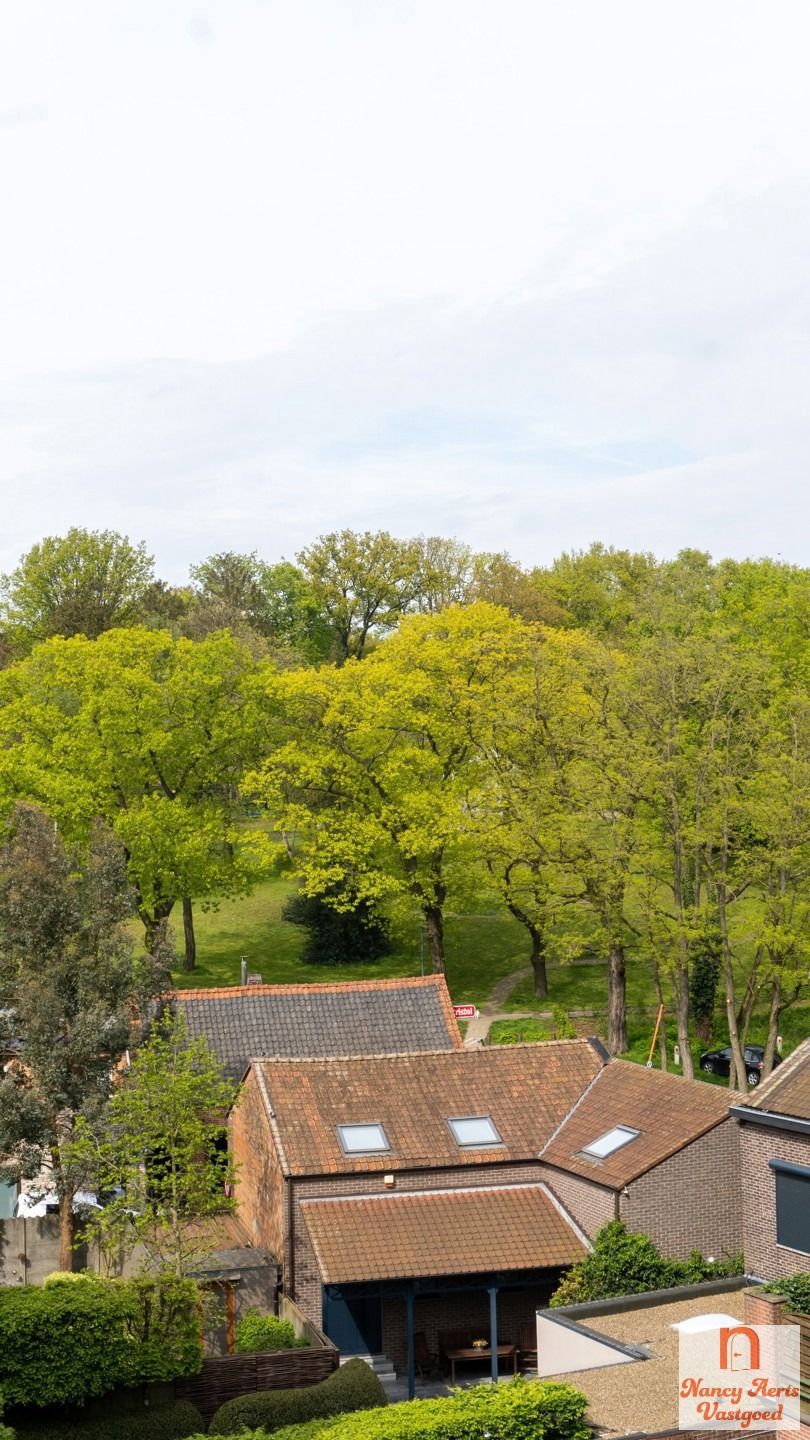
175, 1339, 339, 1424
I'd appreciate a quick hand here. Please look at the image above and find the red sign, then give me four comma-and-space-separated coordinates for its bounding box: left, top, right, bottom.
453, 1004, 478, 1019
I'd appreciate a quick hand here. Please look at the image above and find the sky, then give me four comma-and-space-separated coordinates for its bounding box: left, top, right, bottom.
2, 0, 810, 582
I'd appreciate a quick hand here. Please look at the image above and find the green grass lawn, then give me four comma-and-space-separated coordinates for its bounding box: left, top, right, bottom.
170, 880, 527, 1003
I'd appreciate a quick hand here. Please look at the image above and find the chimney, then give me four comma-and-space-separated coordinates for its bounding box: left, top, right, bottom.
240, 957, 248, 986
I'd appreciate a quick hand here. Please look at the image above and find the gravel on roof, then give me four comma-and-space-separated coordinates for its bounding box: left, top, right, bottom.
546, 1287, 746, 1438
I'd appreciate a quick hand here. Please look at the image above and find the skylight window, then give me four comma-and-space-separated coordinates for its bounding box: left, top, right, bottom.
337, 1123, 390, 1155
448, 1115, 503, 1148
581, 1125, 641, 1159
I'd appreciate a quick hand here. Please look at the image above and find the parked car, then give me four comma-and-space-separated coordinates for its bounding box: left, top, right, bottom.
699, 1044, 782, 1087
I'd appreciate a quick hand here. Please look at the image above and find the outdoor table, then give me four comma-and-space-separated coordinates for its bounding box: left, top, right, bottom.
445, 1343, 519, 1386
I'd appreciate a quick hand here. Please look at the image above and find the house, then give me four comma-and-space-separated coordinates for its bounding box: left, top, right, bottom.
540, 1058, 742, 1259
731, 1037, 810, 1280
175, 974, 462, 1081
229, 1039, 743, 1391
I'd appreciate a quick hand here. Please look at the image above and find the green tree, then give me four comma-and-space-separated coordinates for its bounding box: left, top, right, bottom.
0, 804, 165, 1269
0, 528, 155, 652
296, 529, 420, 661
68, 1010, 237, 1277
251, 603, 529, 972
0, 628, 275, 967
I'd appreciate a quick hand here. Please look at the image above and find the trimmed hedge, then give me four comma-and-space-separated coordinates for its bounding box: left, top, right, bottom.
205, 1379, 589, 1439
10, 1399, 202, 1440
0, 1275, 202, 1408
208, 1359, 387, 1435
235, 1313, 310, 1353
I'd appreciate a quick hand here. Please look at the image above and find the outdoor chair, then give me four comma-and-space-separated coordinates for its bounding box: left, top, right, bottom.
518, 1321, 538, 1370
413, 1330, 441, 1378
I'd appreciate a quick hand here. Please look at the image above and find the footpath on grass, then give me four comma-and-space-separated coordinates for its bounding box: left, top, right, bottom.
463, 966, 548, 1045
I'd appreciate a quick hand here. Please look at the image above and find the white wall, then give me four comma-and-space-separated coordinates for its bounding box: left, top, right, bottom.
535, 1312, 640, 1377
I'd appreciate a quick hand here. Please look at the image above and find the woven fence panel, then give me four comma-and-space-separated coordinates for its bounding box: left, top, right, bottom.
175, 1345, 339, 1422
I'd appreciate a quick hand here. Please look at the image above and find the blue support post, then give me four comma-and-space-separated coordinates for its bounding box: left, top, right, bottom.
406, 1286, 415, 1400
488, 1285, 499, 1384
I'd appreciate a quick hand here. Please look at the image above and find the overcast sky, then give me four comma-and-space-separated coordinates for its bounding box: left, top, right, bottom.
2, 1, 810, 582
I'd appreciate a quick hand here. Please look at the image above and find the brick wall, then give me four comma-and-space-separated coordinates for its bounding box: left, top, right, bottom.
230, 1069, 286, 1267
738, 1123, 810, 1281
381, 1282, 554, 1371
290, 1161, 554, 1323
621, 1119, 742, 1260
539, 1164, 616, 1239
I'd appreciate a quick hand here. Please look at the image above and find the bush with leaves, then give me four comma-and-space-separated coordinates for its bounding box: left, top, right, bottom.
550, 1221, 743, 1307
764, 1273, 810, 1316
208, 1359, 386, 1435
235, 1312, 309, 1353
0, 1274, 202, 1408
282, 889, 391, 966
208, 1378, 590, 1440
10, 1399, 202, 1440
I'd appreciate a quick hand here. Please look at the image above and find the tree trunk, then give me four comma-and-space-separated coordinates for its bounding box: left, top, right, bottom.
505, 901, 549, 998
717, 891, 747, 1090
140, 899, 175, 955
607, 941, 628, 1054
528, 923, 549, 1000
423, 906, 446, 974
182, 898, 196, 972
762, 974, 782, 1078
58, 1191, 75, 1272
672, 962, 694, 1079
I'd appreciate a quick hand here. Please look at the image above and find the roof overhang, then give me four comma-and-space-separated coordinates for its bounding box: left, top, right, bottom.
730, 1104, 810, 1138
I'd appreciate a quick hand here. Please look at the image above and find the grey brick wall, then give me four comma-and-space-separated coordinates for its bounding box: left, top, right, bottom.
538, 1164, 616, 1238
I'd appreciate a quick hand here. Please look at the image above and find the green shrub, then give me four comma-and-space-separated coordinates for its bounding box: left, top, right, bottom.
764, 1273, 810, 1316
550, 1220, 743, 1307
10, 1399, 202, 1440
123, 1274, 203, 1383
224, 1379, 590, 1440
0, 1392, 15, 1440
235, 1312, 309, 1354
0, 1275, 202, 1408
208, 1358, 387, 1435
42, 1275, 97, 1290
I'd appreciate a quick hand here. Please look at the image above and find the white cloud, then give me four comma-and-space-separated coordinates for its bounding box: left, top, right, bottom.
1, 1, 810, 577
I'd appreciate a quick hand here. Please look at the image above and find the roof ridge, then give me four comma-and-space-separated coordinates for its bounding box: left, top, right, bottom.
250, 1036, 598, 1067
176, 974, 448, 999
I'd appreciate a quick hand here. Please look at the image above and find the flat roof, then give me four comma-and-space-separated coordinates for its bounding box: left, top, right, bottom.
539, 1287, 746, 1438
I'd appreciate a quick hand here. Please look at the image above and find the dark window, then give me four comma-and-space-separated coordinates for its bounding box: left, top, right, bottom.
772, 1162, 810, 1254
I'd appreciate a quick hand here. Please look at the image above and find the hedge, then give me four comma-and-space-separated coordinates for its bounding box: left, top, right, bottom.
205, 1379, 589, 1440
10, 1399, 202, 1440
235, 1313, 310, 1353
208, 1359, 387, 1435
764, 1272, 810, 1316
0, 1275, 202, 1408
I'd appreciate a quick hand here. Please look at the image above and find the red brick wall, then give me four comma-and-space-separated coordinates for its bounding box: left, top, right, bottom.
738, 1123, 810, 1281
290, 1162, 556, 1323
230, 1069, 287, 1267
621, 1119, 742, 1260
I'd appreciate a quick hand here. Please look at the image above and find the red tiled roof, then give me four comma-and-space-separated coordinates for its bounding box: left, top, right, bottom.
300, 1183, 587, 1282
541, 1059, 736, 1187
737, 1037, 810, 1122
249, 1039, 606, 1175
